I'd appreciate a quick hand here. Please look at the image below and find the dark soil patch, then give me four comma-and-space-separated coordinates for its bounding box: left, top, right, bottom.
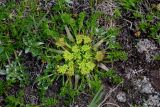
149, 69, 160, 92
22, 52, 44, 81
24, 86, 40, 105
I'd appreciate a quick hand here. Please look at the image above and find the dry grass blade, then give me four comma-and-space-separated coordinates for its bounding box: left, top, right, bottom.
65, 25, 74, 42
102, 102, 120, 107
93, 38, 106, 50
98, 83, 122, 107
98, 63, 109, 71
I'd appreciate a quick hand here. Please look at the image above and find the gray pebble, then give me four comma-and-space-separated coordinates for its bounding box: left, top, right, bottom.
116, 91, 127, 103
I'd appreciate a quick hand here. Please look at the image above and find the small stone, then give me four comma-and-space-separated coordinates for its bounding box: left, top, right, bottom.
136, 39, 157, 62
0, 96, 4, 102
143, 95, 160, 107
134, 76, 154, 94
30, 96, 39, 105
116, 92, 127, 103
136, 39, 157, 53
75, 105, 79, 107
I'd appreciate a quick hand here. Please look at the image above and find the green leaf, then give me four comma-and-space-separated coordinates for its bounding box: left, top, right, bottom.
0, 47, 4, 54
81, 45, 91, 52
57, 64, 68, 74
88, 86, 104, 107
63, 50, 74, 61
42, 97, 58, 106
25, 48, 30, 53
35, 42, 44, 46
61, 13, 75, 27
78, 12, 86, 30
107, 51, 127, 61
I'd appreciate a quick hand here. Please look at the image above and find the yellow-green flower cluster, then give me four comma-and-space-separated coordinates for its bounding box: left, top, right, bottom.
56, 35, 104, 76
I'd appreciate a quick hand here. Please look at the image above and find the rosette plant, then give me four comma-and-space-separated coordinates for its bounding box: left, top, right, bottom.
54, 25, 106, 88
56, 33, 105, 76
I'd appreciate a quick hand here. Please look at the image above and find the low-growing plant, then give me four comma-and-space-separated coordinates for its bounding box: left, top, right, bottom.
55, 34, 104, 76
53, 32, 107, 104
36, 61, 58, 93
88, 74, 102, 94
153, 54, 160, 61
105, 69, 123, 85
60, 82, 80, 104
0, 80, 5, 96
138, 12, 160, 44
0, 52, 28, 86
5, 89, 25, 107
119, 0, 142, 10
5, 95, 24, 107
41, 97, 58, 107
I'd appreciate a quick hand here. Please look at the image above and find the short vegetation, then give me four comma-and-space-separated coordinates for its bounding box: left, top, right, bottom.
0, 0, 159, 106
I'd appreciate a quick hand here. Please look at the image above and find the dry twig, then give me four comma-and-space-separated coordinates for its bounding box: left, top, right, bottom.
98, 83, 122, 107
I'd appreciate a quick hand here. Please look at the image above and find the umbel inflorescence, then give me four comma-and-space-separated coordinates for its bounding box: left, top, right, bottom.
55, 35, 104, 76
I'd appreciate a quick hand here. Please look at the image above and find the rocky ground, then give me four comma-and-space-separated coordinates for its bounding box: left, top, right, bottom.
73, 0, 160, 107
0, 0, 160, 107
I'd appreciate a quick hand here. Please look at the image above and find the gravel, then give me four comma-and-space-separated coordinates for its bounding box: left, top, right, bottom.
133, 76, 154, 94
136, 39, 157, 62
116, 91, 127, 103
143, 94, 160, 107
